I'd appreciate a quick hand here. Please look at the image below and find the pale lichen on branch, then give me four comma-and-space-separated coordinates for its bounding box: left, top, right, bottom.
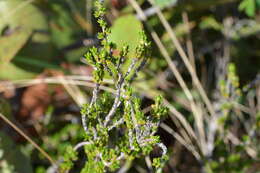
60, 1, 169, 172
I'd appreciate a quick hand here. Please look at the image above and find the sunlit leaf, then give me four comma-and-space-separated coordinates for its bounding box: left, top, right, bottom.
108, 15, 143, 57
0, 63, 36, 80
199, 16, 223, 31
154, 0, 177, 8
0, 0, 49, 42
239, 0, 256, 17
0, 0, 51, 79
0, 29, 32, 63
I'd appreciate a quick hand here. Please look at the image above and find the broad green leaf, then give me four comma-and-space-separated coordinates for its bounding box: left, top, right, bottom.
199, 16, 223, 31
108, 15, 143, 57
0, 0, 52, 59
0, 132, 33, 173
13, 56, 61, 69
0, 0, 49, 42
0, 0, 52, 79
154, 0, 177, 8
0, 63, 36, 80
239, 0, 256, 17
0, 29, 32, 63
50, 3, 79, 48
257, 0, 260, 6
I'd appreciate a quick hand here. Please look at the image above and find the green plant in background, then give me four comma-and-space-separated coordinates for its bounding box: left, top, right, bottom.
0, 132, 33, 173
205, 63, 260, 173
239, 0, 260, 17
0, 148, 15, 173
60, 1, 168, 172
0, 0, 259, 172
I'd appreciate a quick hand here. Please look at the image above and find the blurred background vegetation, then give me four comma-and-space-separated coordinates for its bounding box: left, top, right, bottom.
0, 0, 259, 172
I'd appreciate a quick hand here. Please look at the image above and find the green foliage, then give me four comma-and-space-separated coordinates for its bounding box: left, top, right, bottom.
208, 63, 260, 173
0, 0, 259, 172
239, 0, 257, 17
108, 15, 143, 57
0, 0, 52, 80
199, 16, 223, 31
151, 96, 169, 119
219, 63, 241, 101
59, 1, 169, 172
154, 0, 177, 8
60, 146, 78, 172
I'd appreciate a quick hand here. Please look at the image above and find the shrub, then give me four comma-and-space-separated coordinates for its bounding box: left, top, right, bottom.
59, 1, 168, 172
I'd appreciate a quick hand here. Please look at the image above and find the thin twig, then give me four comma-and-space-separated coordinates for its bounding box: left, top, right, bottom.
117, 160, 133, 173
73, 141, 93, 151
57, 76, 86, 106
135, 1, 177, 20
0, 76, 114, 93
128, 0, 202, 134
104, 76, 123, 127
0, 113, 56, 165
160, 123, 201, 160
148, 0, 215, 118
90, 83, 100, 106
124, 58, 138, 79
226, 131, 257, 158
163, 99, 200, 147
130, 57, 147, 82
108, 118, 124, 131
82, 83, 100, 133
182, 12, 196, 75
145, 156, 154, 173
129, 0, 208, 156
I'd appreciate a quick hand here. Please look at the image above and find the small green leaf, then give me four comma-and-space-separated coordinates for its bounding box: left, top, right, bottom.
0, 63, 36, 80
108, 15, 143, 57
0, 0, 52, 79
0, 0, 49, 42
0, 29, 32, 63
239, 0, 256, 17
154, 0, 177, 8
199, 16, 223, 31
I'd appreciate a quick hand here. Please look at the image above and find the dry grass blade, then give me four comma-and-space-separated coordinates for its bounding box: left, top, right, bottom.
182, 12, 196, 75
0, 76, 115, 94
148, 0, 215, 118
129, 0, 207, 154
168, 112, 195, 149
226, 131, 257, 158
57, 76, 86, 106
163, 99, 197, 142
128, 0, 198, 122
0, 112, 56, 166
160, 123, 201, 160
145, 156, 153, 172
10, 75, 113, 85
